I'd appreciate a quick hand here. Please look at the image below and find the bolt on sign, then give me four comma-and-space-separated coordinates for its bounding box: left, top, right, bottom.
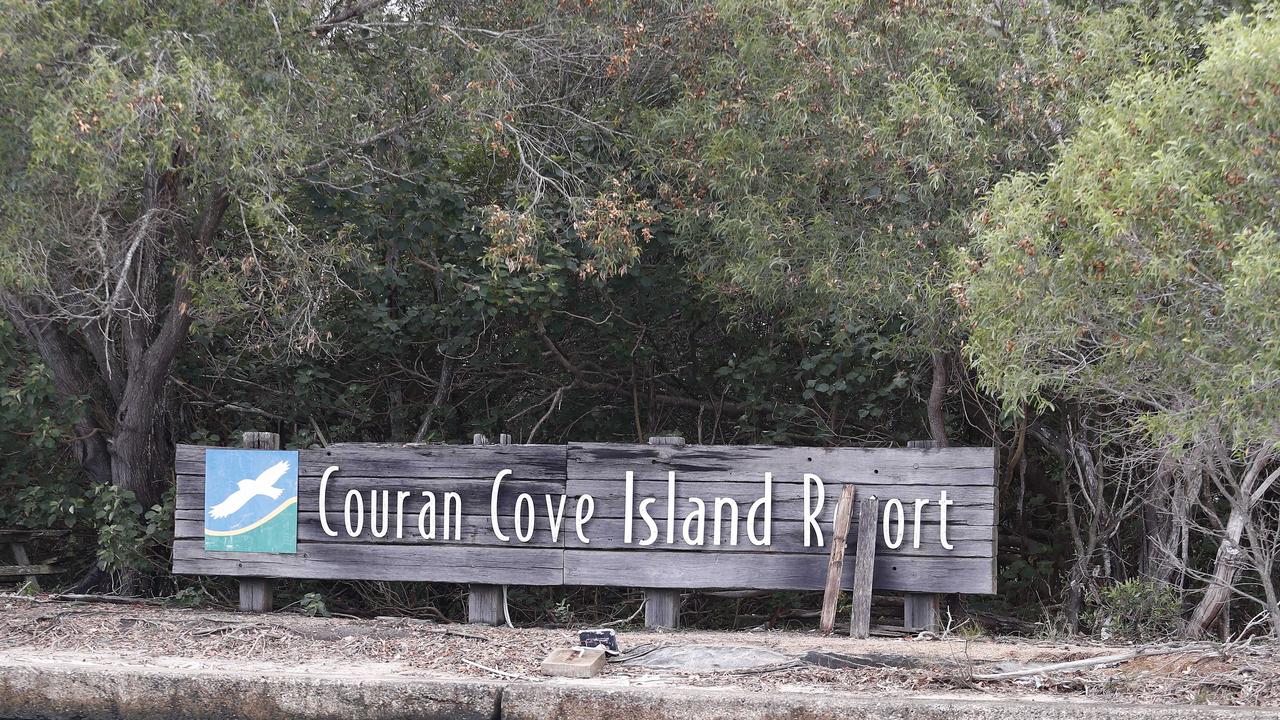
174, 443, 997, 594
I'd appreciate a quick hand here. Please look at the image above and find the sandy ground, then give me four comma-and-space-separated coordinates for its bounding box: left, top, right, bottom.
1, 595, 1276, 708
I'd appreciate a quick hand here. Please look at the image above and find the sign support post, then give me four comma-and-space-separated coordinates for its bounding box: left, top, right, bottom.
468, 433, 506, 625
238, 431, 278, 613
904, 439, 944, 632
642, 436, 687, 629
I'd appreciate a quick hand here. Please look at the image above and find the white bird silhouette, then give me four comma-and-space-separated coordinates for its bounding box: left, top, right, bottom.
209, 460, 291, 519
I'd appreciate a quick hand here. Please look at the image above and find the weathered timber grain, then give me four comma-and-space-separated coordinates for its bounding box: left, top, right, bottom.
567, 443, 995, 485
173, 441, 996, 595
850, 497, 880, 638
173, 540, 564, 585
468, 584, 504, 625
176, 443, 567, 480
645, 588, 681, 629
562, 550, 994, 594
819, 484, 856, 634
559, 519, 994, 556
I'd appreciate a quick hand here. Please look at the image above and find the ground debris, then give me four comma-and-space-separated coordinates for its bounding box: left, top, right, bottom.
0, 597, 1276, 707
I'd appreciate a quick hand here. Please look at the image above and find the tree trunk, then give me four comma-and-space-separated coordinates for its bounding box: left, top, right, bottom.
413, 356, 456, 443
926, 351, 950, 447
1186, 448, 1272, 638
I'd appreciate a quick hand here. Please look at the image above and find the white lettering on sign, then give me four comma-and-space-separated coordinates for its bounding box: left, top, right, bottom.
803, 473, 824, 547
319, 465, 341, 537
312, 466, 957, 550
939, 490, 954, 550
574, 494, 594, 544
883, 498, 905, 549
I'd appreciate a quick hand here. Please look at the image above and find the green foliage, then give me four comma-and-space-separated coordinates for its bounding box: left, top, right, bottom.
90, 484, 173, 575
0, 320, 71, 526
961, 5, 1280, 450
1084, 580, 1183, 640
166, 585, 213, 609
299, 592, 331, 618
648, 0, 1194, 358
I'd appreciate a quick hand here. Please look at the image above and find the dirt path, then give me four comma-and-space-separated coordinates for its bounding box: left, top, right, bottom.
1, 596, 1276, 707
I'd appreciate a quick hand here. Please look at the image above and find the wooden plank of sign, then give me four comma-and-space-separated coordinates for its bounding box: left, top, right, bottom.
819, 484, 856, 634
567, 480, 994, 524
175, 513, 994, 559
175, 443, 567, 480
174, 476, 567, 513
567, 443, 995, 486
849, 497, 880, 639
173, 513, 567, 548
560, 519, 994, 556
173, 540, 564, 585
563, 550, 995, 595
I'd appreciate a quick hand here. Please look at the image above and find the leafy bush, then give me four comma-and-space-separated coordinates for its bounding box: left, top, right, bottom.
1084, 580, 1183, 641
300, 592, 331, 618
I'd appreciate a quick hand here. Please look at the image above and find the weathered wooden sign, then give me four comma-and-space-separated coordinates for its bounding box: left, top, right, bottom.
174, 441, 997, 600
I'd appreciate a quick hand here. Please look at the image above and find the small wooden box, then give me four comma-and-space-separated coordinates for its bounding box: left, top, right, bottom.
540, 646, 608, 678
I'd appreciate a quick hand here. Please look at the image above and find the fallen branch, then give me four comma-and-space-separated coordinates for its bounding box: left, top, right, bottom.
47, 593, 164, 606
973, 646, 1209, 680
374, 615, 490, 641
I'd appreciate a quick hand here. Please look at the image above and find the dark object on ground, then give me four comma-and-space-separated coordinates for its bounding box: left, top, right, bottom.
801, 649, 925, 670
579, 628, 620, 655
620, 644, 792, 672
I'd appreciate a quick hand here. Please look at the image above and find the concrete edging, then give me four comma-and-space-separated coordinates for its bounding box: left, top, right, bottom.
0, 656, 1274, 720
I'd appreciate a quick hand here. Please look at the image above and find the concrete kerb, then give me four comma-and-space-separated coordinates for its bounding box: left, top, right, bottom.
0, 656, 1275, 720
0, 660, 502, 720
500, 682, 1280, 720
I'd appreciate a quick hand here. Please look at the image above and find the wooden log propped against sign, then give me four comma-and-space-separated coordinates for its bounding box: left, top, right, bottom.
819, 484, 856, 634
849, 496, 880, 638
818, 486, 879, 638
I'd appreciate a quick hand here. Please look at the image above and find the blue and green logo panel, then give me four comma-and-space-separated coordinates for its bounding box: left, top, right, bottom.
204, 449, 299, 553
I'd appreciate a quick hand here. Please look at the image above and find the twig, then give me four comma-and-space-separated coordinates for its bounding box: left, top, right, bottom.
47, 594, 164, 606
462, 658, 533, 680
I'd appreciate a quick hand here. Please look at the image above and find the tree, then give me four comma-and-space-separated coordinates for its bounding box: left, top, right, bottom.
959, 5, 1280, 636
0, 0, 377, 583
643, 0, 1191, 445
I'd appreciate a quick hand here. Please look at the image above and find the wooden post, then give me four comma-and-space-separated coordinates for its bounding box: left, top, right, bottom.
849, 497, 879, 638
645, 588, 681, 629
644, 436, 684, 629
903, 439, 942, 632
238, 431, 278, 613
819, 484, 856, 634
8, 540, 39, 594
468, 433, 505, 625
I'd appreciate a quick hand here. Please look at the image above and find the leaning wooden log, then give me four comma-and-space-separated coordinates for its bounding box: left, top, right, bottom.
849, 497, 880, 638
819, 484, 857, 634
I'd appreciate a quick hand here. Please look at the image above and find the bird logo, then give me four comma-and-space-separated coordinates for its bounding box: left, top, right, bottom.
209, 460, 292, 519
